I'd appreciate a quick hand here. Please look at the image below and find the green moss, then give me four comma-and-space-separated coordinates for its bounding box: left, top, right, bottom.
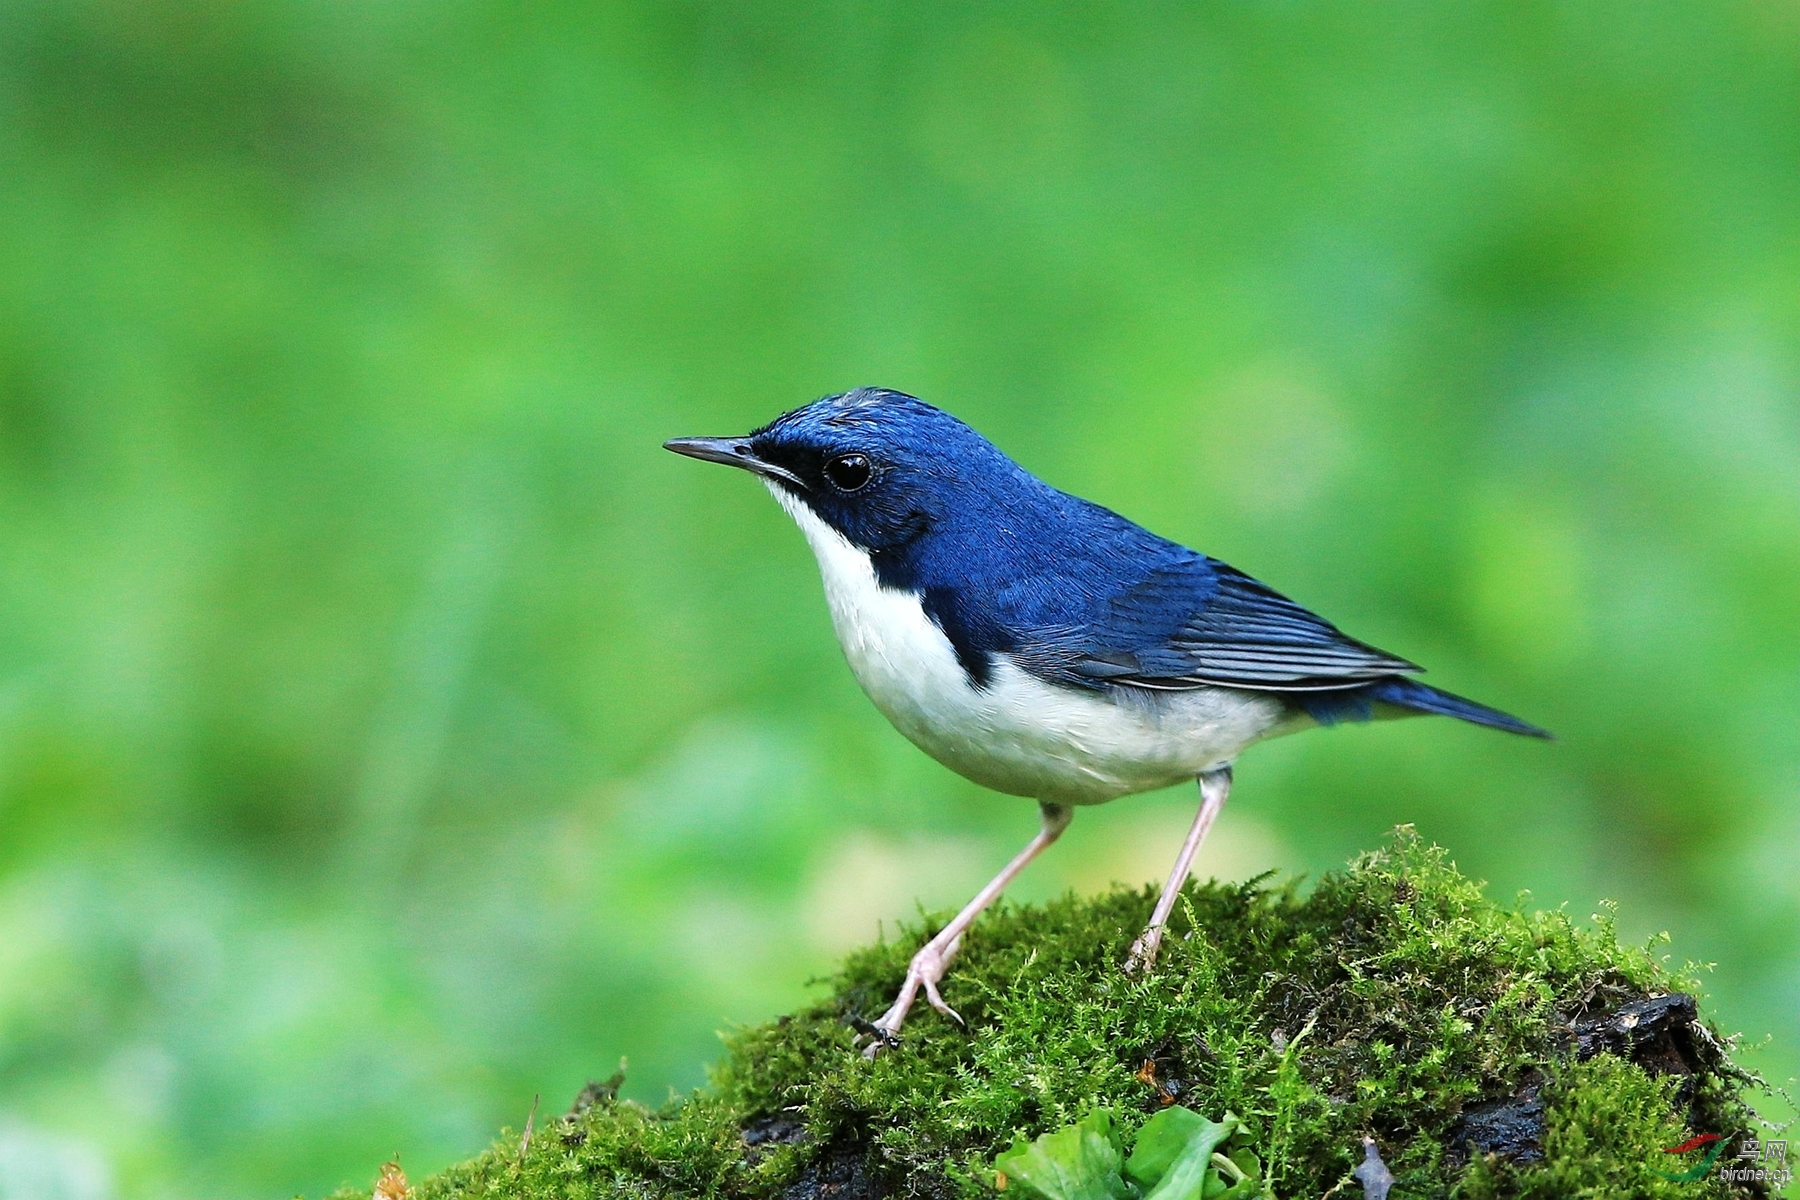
332, 831, 1777, 1199
1455, 1056, 1740, 1200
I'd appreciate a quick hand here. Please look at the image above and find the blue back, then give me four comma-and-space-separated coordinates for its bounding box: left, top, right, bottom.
748, 388, 1417, 692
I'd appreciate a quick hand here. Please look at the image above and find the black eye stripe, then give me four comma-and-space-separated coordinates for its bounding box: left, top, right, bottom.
824, 453, 873, 492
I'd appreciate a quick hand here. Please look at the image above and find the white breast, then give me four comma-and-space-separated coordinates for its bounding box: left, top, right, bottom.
768, 484, 1293, 805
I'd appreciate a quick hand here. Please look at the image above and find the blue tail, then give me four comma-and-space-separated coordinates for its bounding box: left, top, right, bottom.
1300, 677, 1552, 739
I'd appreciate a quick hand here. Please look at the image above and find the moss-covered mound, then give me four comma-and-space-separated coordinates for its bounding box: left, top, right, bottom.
341, 832, 1778, 1199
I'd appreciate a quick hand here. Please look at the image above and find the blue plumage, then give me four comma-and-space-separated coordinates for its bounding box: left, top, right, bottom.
723, 387, 1546, 738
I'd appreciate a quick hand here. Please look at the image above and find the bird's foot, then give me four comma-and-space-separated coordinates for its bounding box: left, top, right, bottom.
1122, 925, 1164, 976
862, 933, 964, 1059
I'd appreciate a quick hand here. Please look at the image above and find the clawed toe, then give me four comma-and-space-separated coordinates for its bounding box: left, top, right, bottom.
922, 933, 965, 1025
860, 1024, 900, 1060
862, 934, 966, 1056
921, 976, 964, 1027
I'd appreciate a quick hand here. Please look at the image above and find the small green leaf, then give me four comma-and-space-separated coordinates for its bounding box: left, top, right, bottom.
1212, 1145, 1274, 1200
1124, 1107, 1239, 1200
993, 1109, 1130, 1200
1210, 1176, 1267, 1200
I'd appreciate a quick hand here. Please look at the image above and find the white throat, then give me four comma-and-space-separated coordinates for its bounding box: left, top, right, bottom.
765, 481, 972, 740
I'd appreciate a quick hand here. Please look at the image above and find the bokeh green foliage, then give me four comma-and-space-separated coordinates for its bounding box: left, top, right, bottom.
0, 2, 1793, 1198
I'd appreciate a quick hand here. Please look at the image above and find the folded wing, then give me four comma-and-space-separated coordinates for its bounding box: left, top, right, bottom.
1044, 555, 1421, 693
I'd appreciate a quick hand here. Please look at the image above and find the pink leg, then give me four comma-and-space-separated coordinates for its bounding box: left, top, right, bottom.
864, 802, 1073, 1057
1123, 766, 1232, 975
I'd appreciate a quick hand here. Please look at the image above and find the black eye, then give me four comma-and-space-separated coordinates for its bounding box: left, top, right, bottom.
823, 453, 873, 492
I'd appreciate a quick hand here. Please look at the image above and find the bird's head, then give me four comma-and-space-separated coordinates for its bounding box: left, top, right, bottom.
665, 388, 1023, 553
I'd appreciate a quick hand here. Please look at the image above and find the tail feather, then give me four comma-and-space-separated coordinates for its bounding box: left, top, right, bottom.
1302, 677, 1552, 739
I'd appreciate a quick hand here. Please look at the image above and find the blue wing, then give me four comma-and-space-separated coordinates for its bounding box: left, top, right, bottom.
890, 487, 1420, 694
1028, 553, 1422, 693
877, 467, 1540, 728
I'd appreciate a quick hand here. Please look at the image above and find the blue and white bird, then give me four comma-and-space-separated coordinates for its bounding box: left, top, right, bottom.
666, 387, 1547, 1055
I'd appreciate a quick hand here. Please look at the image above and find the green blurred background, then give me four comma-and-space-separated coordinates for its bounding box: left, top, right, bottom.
0, 2, 1794, 1197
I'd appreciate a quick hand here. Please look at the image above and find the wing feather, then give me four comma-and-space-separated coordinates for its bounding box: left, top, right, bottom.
1053, 557, 1419, 693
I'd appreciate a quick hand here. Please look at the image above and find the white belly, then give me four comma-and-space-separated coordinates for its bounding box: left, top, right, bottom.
769, 485, 1293, 805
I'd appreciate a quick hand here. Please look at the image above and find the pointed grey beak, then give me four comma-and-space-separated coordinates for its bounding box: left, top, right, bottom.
663, 436, 808, 490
